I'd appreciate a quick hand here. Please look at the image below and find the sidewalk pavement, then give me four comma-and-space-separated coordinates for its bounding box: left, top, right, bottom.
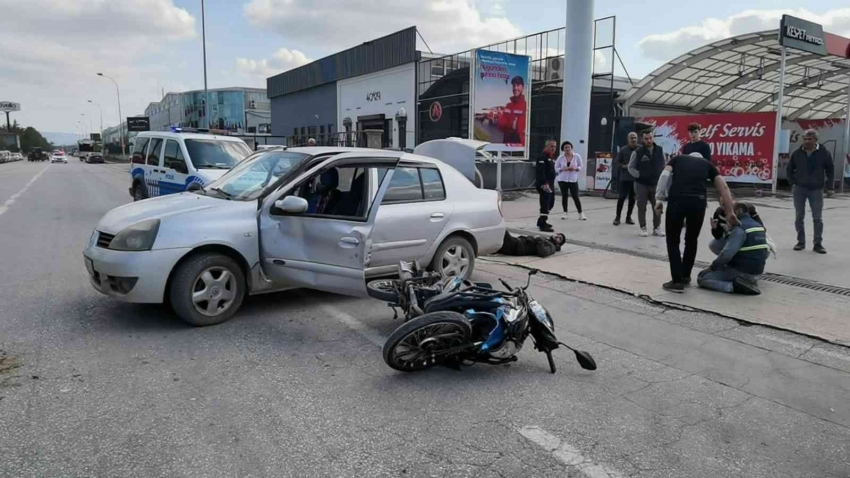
495, 191, 850, 346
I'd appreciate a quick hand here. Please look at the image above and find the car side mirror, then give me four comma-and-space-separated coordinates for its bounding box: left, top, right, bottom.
274, 196, 309, 214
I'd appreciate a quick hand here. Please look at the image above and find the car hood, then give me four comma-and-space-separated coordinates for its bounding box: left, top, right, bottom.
196, 169, 229, 182
97, 192, 237, 234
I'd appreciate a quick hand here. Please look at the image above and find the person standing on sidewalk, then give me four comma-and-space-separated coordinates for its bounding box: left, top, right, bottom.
555, 141, 586, 221
613, 132, 638, 225
535, 140, 558, 232
628, 130, 666, 237
682, 122, 711, 161
787, 129, 835, 254
655, 152, 737, 293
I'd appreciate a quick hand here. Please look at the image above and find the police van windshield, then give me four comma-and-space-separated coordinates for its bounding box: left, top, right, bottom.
185, 139, 252, 169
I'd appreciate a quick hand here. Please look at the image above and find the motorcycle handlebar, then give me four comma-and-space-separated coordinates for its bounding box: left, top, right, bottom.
499, 279, 513, 291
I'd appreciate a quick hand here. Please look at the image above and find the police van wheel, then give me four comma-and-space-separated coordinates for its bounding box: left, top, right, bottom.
133, 183, 147, 202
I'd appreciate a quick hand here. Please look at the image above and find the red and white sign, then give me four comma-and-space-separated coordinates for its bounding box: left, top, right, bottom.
637, 112, 777, 184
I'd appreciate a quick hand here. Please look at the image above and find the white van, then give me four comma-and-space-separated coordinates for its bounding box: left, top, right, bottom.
129, 131, 253, 201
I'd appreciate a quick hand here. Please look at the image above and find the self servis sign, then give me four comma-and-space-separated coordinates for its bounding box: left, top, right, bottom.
637, 112, 778, 184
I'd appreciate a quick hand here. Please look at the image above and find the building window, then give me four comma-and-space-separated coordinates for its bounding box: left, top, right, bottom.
320, 125, 325, 135
293, 128, 298, 137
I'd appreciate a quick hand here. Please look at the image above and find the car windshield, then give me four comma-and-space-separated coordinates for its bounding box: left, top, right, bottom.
185, 139, 252, 169
205, 150, 310, 201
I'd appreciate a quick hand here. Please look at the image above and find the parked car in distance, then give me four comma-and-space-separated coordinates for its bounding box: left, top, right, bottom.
12, 152, 24, 161
85, 147, 505, 326
50, 150, 68, 163
86, 153, 104, 164
129, 131, 252, 201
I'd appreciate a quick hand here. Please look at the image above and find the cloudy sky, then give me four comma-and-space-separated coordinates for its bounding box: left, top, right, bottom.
1, 0, 847, 134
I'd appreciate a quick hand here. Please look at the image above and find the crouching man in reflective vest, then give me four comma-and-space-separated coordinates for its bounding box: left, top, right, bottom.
698, 202, 770, 295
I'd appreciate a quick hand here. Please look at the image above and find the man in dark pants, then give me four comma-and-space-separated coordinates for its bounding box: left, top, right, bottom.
682, 122, 711, 160
655, 152, 737, 293
613, 132, 638, 225
536, 140, 558, 232
787, 129, 835, 254
628, 130, 666, 237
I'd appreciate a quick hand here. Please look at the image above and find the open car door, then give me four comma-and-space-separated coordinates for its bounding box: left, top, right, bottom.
258, 151, 401, 297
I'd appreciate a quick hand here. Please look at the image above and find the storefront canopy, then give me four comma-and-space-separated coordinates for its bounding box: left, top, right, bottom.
620, 29, 850, 120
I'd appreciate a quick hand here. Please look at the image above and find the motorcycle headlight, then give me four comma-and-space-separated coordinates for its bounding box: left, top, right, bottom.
109, 219, 160, 251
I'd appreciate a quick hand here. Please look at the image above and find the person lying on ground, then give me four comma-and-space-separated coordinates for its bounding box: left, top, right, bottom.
698, 202, 770, 296
498, 231, 566, 258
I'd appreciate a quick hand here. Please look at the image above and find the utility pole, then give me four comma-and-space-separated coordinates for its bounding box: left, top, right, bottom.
201, 0, 209, 129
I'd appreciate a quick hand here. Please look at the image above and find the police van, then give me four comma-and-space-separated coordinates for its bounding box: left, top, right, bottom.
129, 130, 252, 201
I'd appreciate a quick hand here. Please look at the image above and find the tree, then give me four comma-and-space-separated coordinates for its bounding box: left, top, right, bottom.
19, 127, 52, 152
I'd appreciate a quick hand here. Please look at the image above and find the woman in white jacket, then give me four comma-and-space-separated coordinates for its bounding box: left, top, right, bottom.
555, 141, 586, 220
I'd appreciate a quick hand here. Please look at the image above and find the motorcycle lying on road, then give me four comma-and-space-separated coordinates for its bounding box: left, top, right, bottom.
367, 262, 597, 374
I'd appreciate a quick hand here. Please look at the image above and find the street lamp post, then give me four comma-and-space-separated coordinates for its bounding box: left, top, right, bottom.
97, 73, 125, 158
201, 0, 209, 129
81, 114, 90, 137
88, 100, 104, 145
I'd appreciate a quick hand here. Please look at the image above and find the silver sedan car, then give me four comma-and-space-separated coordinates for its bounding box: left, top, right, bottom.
84, 147, 505, 326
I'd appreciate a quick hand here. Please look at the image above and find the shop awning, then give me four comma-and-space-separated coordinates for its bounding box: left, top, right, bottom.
620, 29, 850, 120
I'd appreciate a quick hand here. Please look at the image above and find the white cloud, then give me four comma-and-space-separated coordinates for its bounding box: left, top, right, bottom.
639, 8, 850, 61
235, 48, 312, 87
243, 0, 522, 55
0, 0, 196, 132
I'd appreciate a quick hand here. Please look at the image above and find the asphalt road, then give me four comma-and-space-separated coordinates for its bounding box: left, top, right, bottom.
1, 160, 849, 478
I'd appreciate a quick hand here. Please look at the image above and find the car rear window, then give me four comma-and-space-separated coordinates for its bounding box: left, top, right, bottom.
381, 167, 446, 204
185, 140, 251, 169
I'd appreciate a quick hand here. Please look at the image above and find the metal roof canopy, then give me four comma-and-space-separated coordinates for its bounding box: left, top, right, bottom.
620, 29, 850, 120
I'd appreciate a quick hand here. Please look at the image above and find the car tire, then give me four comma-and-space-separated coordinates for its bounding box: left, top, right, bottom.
169, 253, 246, 327
430, 236, 475, 280
133, 182, 147, 202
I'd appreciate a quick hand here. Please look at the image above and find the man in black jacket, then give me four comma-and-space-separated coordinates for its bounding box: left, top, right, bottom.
613, 132, 638, 226
536, 140, 558, 232
787, 129, 835, 254
498, 231, 565, 257
628, 130, 666, 237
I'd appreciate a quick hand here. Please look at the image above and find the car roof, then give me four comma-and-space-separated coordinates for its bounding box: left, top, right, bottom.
136, 131, 246, 142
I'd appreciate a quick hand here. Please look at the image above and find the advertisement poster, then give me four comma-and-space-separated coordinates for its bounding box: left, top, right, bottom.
637, 112, 776, 184
470, 50, 531, 156
782, 118, 848, 179
594, 152, 613, 192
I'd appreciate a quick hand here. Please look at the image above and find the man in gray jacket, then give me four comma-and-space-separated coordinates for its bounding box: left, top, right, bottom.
786, 129, 835, 254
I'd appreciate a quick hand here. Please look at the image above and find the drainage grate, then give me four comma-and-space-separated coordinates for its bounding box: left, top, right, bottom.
556, 236, 850, 298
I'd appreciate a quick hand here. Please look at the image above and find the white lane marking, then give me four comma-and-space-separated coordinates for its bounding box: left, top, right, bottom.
0, 165, 50, 217
321, 304, 387, 347
519, 426, 626, 478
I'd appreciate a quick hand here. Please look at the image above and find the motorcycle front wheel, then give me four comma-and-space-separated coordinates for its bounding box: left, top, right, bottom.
366, 279, 401, 303
383, 311, 472, 372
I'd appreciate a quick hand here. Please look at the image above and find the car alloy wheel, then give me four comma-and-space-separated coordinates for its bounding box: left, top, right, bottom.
191, 267, 238, 317
441, 244, 470, 278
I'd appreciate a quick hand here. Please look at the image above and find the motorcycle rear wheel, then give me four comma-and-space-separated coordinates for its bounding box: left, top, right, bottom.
383, 311, 472, 372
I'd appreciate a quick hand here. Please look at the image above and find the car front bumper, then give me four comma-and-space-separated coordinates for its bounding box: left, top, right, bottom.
83, 245, 192, 303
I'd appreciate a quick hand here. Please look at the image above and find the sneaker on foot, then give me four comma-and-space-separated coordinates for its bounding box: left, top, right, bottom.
561, 213, 568, 220
814, 245, 827, 254
682, 276, 692, 286
663, 281, 685, 293
613, 218, 621, 226
579, 213, 587, 221
732, 277, 761, 295
625, 217, 635, 225
653, 229, 666, 237
540, 224, 554, 232
793, 243, 805, 251
640, 228, 649, 237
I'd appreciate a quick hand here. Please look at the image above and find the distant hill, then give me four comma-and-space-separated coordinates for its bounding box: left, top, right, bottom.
42, 132, 83, 146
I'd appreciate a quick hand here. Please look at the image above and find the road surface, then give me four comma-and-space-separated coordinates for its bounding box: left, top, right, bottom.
1, 160, 849, 477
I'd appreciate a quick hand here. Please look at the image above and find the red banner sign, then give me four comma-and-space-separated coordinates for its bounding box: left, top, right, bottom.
637, 112, 777, 184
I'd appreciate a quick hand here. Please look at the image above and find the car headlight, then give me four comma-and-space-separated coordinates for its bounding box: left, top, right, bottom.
108, 219, 160, 251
